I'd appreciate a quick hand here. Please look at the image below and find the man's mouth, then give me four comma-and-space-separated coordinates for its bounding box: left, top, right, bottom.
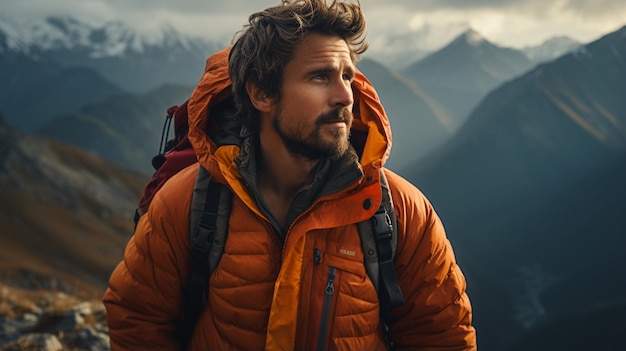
317, 108, 353, 126
321, 119, 346, 124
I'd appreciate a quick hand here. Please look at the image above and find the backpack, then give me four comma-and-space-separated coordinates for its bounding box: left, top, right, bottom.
135, 100, 405, 346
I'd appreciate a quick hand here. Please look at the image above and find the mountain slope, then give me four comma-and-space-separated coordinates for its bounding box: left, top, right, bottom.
406, 25, 626, 350
402, 29, 535, 128
37, 84, 194, 175
0, 118, 147, 297
411, 25, 626, 219
357, 58, 453, 170
0, 53, 125, 131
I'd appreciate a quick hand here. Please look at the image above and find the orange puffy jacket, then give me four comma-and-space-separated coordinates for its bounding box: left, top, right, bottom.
103, 48, 476, 350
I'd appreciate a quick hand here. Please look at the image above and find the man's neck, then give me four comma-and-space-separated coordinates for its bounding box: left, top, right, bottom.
257, 139, 319, 198
256, 134, 321, 228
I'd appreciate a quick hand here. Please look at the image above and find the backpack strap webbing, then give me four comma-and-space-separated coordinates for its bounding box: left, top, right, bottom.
180, 165, 232, 347
357, 170, 405, 329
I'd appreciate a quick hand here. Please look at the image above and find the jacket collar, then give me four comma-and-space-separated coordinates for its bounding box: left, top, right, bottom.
236, 133, 364, 235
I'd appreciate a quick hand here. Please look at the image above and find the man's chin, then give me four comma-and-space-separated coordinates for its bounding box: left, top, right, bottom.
320, 124, 349, 140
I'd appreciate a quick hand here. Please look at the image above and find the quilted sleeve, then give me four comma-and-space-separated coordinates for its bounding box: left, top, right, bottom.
385, 170, 477, 350
103, 183, 193, 350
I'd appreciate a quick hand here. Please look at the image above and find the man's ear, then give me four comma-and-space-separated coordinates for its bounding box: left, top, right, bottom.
246, 80, 273, 112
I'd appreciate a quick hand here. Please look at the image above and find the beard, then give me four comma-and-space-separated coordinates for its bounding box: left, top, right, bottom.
273, 107, 353, 161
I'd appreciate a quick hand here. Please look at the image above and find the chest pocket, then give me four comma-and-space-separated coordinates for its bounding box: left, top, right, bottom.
306, 246, 380, 350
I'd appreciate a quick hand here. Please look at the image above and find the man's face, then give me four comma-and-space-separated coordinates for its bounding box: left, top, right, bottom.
270, 33, 355, 161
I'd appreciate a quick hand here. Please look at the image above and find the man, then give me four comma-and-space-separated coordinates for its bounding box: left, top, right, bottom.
104, 0, 477, 349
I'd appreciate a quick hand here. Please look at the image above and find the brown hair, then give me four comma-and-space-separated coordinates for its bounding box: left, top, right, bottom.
228, 0, 368, 130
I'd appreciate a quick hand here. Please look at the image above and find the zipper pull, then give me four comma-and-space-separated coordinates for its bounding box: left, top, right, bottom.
314, 248, 321, 264
325, 268, 336, 295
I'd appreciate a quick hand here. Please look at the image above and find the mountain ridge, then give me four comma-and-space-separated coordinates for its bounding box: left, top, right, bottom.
357, 58, 453, 170
401, 28, 536, 132
0, 15, 216, 56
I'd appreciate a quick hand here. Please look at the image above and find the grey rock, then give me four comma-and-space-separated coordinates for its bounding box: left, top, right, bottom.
2, 333, 63, 351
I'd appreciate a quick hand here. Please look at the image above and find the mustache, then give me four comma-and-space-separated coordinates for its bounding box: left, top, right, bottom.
316, 108, 353, 126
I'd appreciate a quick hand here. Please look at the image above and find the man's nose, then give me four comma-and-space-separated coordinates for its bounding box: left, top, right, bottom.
331, 80, 354, 108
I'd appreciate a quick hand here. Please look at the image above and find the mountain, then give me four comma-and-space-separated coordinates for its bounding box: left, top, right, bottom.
0, 15, 222, 93
0, 117, 147, 297
522, 36, 582, 63
0, 47, 125, 131
406, 26, 626, 350
357, 58, 453, 170
37, 84, 194, 175
402, 29, 536, 129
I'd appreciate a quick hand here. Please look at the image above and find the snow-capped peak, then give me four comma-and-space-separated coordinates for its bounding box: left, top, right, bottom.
0, 15, 207, 57
462, 29, 485, 46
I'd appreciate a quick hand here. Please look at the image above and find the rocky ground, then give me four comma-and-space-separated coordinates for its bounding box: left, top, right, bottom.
0, 284, 110, 351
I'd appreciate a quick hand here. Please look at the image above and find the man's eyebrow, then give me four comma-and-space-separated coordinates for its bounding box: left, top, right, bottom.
306, 67, 334, 76
306, 66, 356, 77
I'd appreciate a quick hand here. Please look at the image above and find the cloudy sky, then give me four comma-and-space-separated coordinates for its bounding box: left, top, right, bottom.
3, 0, 626, 51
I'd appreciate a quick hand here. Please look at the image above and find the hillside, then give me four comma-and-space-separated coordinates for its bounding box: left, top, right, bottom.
0, 52, 124, 131
0, 118, 147, 299
37, 84, 194, 175
357, 58, 453, 170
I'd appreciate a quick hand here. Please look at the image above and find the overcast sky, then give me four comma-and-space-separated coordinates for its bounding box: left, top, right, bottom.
3, 0, 626, 50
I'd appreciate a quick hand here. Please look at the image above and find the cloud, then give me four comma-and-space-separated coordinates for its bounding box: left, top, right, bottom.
363, 0, 626, 49
2, 0, 625, 49
100, 0, 278, 15
366, 0, 626, 17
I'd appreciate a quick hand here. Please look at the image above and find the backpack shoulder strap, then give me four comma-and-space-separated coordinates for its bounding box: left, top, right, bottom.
181, 165, 232, 345
357, 169, 405, 328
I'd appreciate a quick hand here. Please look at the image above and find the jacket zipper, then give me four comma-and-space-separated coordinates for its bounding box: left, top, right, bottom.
317, 263, 336, 351
281, 182, 362, 260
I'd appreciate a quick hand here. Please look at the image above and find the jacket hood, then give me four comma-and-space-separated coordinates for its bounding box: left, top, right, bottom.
187, 47, 392, 186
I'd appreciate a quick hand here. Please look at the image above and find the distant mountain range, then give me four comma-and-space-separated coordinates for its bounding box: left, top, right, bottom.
27, 56, 450, 176
0, 117, 146, 295
36, 58, 454, 175
365, 27, 581, 71
0, 16, 222, 92
37, 84, 194, 175
0, 49, 125, 131
402, 29, 536, 129
361, 29, 582, 169
405, 25, 626, 350
0, 16, 221, 131
357, 58, 454, 170
0, 16, 586, 171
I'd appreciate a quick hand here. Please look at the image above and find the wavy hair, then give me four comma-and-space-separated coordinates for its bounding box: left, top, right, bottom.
228, 0, 368, 130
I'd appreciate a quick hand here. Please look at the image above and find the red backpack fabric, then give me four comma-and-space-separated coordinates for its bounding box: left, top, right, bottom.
136, 100, 197, 218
